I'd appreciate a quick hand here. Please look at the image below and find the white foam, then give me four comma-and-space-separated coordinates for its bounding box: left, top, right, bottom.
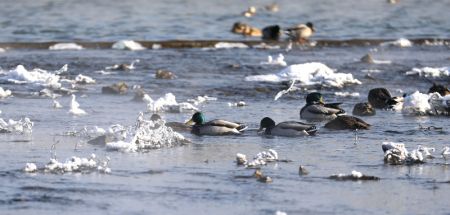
214, 42, 248, 49
0, 48, 5, 52
146, 93, 199, 113
74, 74, 96, 84
0, 117, 33, 134
334, 92, 360, 98
69, 94, 87, 116
112, 40, 146, 51
105, 112, 189, 152
402, 91, 431, 115
245, 62, 361, 88
187, 95, 217, 106
49, 43, 83, 50
152, 44, 162, 49
245, 149, 279, 167
0, 87, 12, 99
53, 100, 63, 109
406, 67, 449, 78
38, 154, 111, 174
260, 54, 287, 66
0, 65, 62, 89
24, 163, 37, 172
381, 38, 413, 47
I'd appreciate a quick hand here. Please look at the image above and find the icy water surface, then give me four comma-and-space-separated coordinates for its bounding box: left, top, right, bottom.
1, 0, 450, 214
0, 43, 449, 214
0, 0, 450, 41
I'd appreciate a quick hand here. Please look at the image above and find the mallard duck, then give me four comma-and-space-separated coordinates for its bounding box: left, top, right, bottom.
300, 92, 345, 121
186, 112, 247, 135
150, 114, 192, 132
258, 117, 317, 136
352, 102, 376, 116
285, 22, 315, 43
231, 22, 262, 37
428, 83, 450, 96
368, 88, 404, 109
324, 115, 370, 130
262, 25, 281, 41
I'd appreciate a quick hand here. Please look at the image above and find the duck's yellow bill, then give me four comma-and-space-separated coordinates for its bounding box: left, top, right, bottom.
185, 119, 195, 126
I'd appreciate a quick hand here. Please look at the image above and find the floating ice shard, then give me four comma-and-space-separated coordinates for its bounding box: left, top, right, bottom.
53, 100, 63, 109
214, 42, 248, 49
112, 40, 146, 50
406, 67, 449, 78
49, 43, 83, 50
245, 62, 361, 88
402, 91, 431, 115
24, 163, 37, 172
380, 38, 413, 47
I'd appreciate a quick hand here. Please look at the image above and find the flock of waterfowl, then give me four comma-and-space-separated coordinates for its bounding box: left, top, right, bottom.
176, 83, 449, 137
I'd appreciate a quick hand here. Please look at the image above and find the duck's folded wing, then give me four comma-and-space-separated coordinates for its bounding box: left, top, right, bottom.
207, 119, 241, 128
306, 105, 341, 115
278, 121, 315, 131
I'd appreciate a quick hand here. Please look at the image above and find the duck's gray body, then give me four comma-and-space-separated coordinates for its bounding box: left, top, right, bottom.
300, 104, 342, 121
269, 121, 316, 136
192, 119, 246, 136
259, 117, 316, 137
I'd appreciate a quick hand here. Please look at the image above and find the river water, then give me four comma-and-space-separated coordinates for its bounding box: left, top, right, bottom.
0, 0, 449, 214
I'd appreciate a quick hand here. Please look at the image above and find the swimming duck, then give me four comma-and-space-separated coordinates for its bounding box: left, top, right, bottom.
258, 117, 317, 137
186, 112, 247, 135
262, 25, 281, 41
231, 22, 262, 37
368, 88, 403, 109
150, 113, 192, 132
324, 115, 370, 130
285, 22, 315, 43
428, 83, 450, 96
352, 102, 376, 116
300, 92, 345, 121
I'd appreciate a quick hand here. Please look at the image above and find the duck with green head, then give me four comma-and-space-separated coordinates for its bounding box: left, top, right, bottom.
259, 117, 317, 137
186, 112, 248, 136
300, 92, 345, 121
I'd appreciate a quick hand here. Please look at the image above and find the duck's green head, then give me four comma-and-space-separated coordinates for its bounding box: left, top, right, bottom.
186, 112, 205, 125
306, 92, 324, 105
258, 117, 276, 134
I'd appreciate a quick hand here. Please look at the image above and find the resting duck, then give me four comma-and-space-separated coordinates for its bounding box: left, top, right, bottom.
352, 102, 376, 116
428, 83, 450, 96
262, 25, 281, 41
231, 22, 262, 37
368, 88, 403, 109
300, 92, 345, 121
324, 115, 371, 130
186, 112, 247, 135
258, 117, 317, 137
285, 22, 315, 43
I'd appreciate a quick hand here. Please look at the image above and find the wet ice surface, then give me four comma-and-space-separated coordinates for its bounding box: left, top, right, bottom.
0, 45, 449, 214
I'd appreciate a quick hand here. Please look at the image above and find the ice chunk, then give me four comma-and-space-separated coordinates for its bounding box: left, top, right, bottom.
74, 74, 96, 84
49, 43, 83, 50
112, 40, 146, 50
334, 92, 360, 98
381, 38, 413, 47
402, 91, 431, 115
406, 67, 449, 78
214, 42, 248, 49
245, 62, 361, 88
